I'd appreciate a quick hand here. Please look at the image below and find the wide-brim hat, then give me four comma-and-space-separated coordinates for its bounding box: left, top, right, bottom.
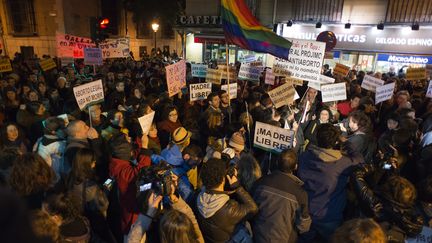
172, 127, 192, 145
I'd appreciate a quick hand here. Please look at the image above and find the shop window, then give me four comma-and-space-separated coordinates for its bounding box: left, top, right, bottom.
6, 0, 37, 36
293, 0, 344, 22
386, 0, 432, 23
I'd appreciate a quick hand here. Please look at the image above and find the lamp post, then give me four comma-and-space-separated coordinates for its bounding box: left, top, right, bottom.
151, 22, 159, 55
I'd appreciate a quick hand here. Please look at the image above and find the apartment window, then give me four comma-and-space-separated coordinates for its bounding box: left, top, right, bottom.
162, 24, 174, 39
6, 0, 37, 36
386, 0, 432, 23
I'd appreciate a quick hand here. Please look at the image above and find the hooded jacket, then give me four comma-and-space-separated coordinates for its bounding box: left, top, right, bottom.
298, 143, 363, 222
33, 134, 66, 182
195, 186, 258, 243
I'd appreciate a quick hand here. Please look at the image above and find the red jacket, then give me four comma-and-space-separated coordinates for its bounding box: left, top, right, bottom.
109, 149, 152, 234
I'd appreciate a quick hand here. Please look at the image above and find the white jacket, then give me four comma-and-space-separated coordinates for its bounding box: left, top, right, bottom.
33, 135, 67, 182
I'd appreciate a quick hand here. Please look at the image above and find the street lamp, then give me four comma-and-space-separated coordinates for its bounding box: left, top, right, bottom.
151, 22, 159, 54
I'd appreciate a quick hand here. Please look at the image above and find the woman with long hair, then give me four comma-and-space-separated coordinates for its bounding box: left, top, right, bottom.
159, 210, 199, 243
0, 122, 29, 154
157, 105, 182, 149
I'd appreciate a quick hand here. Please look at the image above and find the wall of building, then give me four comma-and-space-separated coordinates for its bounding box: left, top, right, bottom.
341, 0, 387, 24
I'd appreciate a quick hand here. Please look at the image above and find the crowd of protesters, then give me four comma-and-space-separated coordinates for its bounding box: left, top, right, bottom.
0, 51, 431, 243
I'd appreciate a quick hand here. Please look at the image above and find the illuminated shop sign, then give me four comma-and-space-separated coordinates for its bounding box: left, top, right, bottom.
177, 16, 222, 26
377, 54, 432, 64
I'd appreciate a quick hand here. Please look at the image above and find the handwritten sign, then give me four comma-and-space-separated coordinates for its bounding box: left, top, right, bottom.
375, 82, 395, 104
190, 83, 212, 101
84, 48, 103, 65
254, 121, 294, 153
219, 65, 237, 81
166, 60, 187, 97
138, 111, 155, 135
286, 77, 304, 86
426, 80, 432, 98
333, 63, 350, 77
321, 82, 347, 103
268, 82, 295, 108
191, 64, 207, 78
238, 63, 261, 82
362, 75, 385, 92
99, 38, 130, 59
61, 57, 74, 67
265, 69, 275, 85
39, 58, 57, 71
221, 83, 238, 99
56, 33, 96, 58
308, 75, 335, 91
0, 58, 12, 73
206, 68, 222, 85
73, 79, 104, 110
406, 67, 427, 80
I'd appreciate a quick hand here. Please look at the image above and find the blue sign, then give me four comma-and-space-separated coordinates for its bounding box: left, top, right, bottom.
377, 54, 432, 64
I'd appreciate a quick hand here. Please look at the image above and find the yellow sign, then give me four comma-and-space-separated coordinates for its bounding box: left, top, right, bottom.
39, 58, 57, 71
286, 77, 303, 86
206, 68, 222, 85
333, 63, 350, 77
0, 58, 12, 73
406, 67, 427, 80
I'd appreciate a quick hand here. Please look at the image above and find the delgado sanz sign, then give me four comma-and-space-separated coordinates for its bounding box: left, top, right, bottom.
282, 25, 432, 55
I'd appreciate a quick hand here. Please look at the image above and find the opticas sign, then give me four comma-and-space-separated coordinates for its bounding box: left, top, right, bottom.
377, 54, 432, 64
282, 25, 432, 55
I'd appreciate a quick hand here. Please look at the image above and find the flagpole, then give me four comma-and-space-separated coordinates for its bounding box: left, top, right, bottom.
226, 42, 232, 123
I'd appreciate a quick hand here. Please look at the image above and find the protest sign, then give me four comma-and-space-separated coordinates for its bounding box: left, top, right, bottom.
191, 64, 207, 78
84, 48, 103, 65
39, 58, 57, 71
73, 79, 104, 110
362, 75, 385, 92
308, 75, 335, 91
375, 82, 395, 104
243, 54, 256, 63
321, 82, 347, 103
99, 38, 130, 58
249, 60, 264, 68
333, 63, 351, 77
268, 82, 295, 108
254, 121, 295, 153
190, 83, 212, 101
219, 65, 237, 81
166, 60, 187, 97
426, 80, 432, 98
61, 57, 74, 67
273, 39, 325, 83
56, 33, 96, 58
206, 68, 222, 85
221, 83, 238, 99
265, 69, 275, 85
286, 77, 304, 86
406, 67, 427, 80
0, 58, 12, 73
406, 226, 432, 243
138, 111, 156, 135
238, 63, 261, 82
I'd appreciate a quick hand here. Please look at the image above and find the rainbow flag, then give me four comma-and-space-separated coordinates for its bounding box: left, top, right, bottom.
221, 0, 292, 60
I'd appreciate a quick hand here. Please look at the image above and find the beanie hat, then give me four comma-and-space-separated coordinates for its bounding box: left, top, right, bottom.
172, 127, 191, 145
229, 132, 245, 151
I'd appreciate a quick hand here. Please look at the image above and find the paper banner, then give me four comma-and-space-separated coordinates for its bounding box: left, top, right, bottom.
321, 82, 347, 103
56, 33, 96, 58
166, 60, 187, 97
138, 111, 156, 135
99, 38, 130, 59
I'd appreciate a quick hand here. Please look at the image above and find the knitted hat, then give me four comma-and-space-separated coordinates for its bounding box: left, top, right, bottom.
172, 127, 191, 145
229, 132, 245, 151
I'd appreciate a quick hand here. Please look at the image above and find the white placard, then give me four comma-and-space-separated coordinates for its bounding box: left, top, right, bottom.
191, 64, 207, 78
308, 75, 335, 91
221, 83, 237, 99
243, 55, 256, 63
238, 63, 261, 82
99, 38, 130, 59
375, 82, 395, 104
321, 82, 347, 103
272, 39, 326, 83
84, 48, 103, 65
189, 83, 212, 101
426, 80, 432, 98
361, 75, 384, 92
267, 82, 295, 108
406, 226, 432, 243
138, 111, 155, 135
265, 69, 275, 85
73, 79, 104, 110
254, 121, 294, 153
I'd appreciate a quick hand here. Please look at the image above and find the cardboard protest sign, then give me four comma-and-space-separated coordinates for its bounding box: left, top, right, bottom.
362, 75, 385, 92
273, 39, 326, 83
333, 63, 350, 77
286, 77, 304, 86
191, 64, 207, 78
73, 79, 104, 110
0, 58, 12, 73
321, 82, 347, 103
166, 60, 187, 97
84, 48, 103, 65
219, 65, 237, 81
249, 60, 264, 68
138, 111, 156, 135
206, 68, 222, 85
426, 80, 432, 98
406, 67, 427, 80
56, 33, 96, 58
267, 82, 295, 108
61, 57, 74, 67
39, 58, 57, 71
375, 82, 395, 104
238, 63, 261, 82
406, 226, 432, 243
99, 38, 130, 59
254, 121, 295, 153
308, 75, 335, 91
265, 69, 275, 85
221, 83, 238, 99
190, 83, 212, 101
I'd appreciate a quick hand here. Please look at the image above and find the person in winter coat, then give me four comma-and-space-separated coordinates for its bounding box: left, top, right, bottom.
298, 123, 363, 241
352, 164, 424, 242
157, 105, 182, 149
0, 122, 29, 154
303, 107, 333, 148
109, 132, 152, 236
252, 149, 311, 243
195, 158, 258, 243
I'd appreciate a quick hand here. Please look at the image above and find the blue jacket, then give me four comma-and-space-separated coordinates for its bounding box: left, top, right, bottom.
298, 143, 363, 223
